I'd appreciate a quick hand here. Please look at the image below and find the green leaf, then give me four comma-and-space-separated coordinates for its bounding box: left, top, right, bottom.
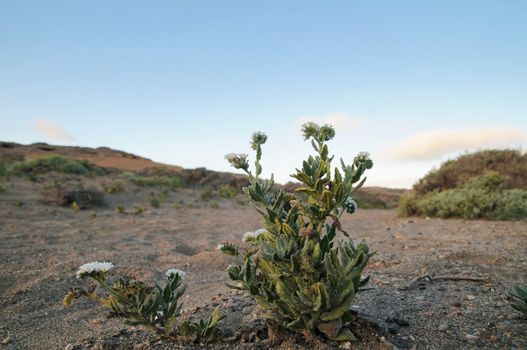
331, 328, 357, 341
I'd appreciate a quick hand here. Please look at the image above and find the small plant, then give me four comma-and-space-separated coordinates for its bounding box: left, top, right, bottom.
121, 171, 184, 190
116, 205, 126, 214
134, 206, 145, 215
0, 185, 5, 194
26, 173, 41, 182
219, 125, 374, 341
201, 186, 214, 201
103, 181, 125, 193
209, 201, 219, 209
150, 197, 161, 208
13, 200, 23, 208
91, 211, 97, 219
71, 201, 80, 211
64, 263, 220, 340
509, 285, 527, 315
218, 185, 240, 199
177, 307, 221, 343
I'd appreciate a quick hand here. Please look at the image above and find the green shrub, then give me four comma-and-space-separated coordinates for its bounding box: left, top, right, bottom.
121, 171, 184, 189
400, 172, 527, 220
103, 181, 125, 193
494, 190, 527, 221
219, 125, 374, 341
201, 186, 214, 201
116, 205, 126, 214
7, 155, 94, 175
150, 197, 161, 208
413, 149, 527, 195
218, 184, 240, 199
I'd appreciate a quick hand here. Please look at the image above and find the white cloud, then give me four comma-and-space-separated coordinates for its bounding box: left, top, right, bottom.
295, 112, 365, 130
389, 127, 525, 161
33, 119, 75, 142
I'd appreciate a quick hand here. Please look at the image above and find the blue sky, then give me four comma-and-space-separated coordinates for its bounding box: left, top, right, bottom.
1, 1, 526, 187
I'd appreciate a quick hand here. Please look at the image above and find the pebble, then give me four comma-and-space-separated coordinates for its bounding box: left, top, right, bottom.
394, 318, 410, 326
2, 336, 11, 345
388, 326, 398, 334
465, 333, 479, 340
340, 341, 352, 349
465, 294, 476, 300
438, 323, 448, 331
64, 344, 74, 350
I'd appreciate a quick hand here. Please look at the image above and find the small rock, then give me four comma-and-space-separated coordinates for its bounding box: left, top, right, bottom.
452, 302, 462, 307
506, 314, 521, 320
394, 318, 410, 326
465, 333, 478, 340
2, 336, 11, 345
388, 326, 398, 334
438, 323, 448, 332
465, 295, 476, 301
489, 335, 498, 342
340, 341, 352, 349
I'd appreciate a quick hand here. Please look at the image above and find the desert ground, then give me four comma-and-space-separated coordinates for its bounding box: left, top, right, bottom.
0, 171, 526, 350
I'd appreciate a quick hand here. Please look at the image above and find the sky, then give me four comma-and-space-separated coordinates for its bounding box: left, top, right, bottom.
1, 0, 526, 188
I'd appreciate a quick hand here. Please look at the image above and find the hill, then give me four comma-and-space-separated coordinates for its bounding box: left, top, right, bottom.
0, 141, 248, 188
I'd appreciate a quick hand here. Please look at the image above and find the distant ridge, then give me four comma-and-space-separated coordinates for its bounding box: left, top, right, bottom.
0, 141, 407, 207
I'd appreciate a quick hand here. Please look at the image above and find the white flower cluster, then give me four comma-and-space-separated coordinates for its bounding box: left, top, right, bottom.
165, 268, 186, 279
76, 261, 113, 279
251, 131, 268, 150
353, 151, 373, 169
356, 151, 370, 160
225, 153, 249, 170
242, 228, 267, 242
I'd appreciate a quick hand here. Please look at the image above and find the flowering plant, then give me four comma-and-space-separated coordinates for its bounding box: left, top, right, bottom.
221, 123, 374, 341
64, 263, 220, 341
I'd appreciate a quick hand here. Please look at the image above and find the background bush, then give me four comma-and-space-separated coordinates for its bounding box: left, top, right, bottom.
400, 163, 527, 221
413, 149, 527, 195
5, 155, 97, 176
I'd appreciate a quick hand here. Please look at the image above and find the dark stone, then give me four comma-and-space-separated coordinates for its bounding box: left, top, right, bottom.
388, 326, 398, 334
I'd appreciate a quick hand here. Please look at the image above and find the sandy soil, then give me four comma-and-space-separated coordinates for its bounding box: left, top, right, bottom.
0, 175, 526, 350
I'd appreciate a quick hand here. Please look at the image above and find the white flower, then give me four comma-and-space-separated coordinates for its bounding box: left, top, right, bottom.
225, 153, 249, 170
357, 151, 370, 159
165, 268, 186, 279
76, 261, 113, 279
242, 228, 267, 242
